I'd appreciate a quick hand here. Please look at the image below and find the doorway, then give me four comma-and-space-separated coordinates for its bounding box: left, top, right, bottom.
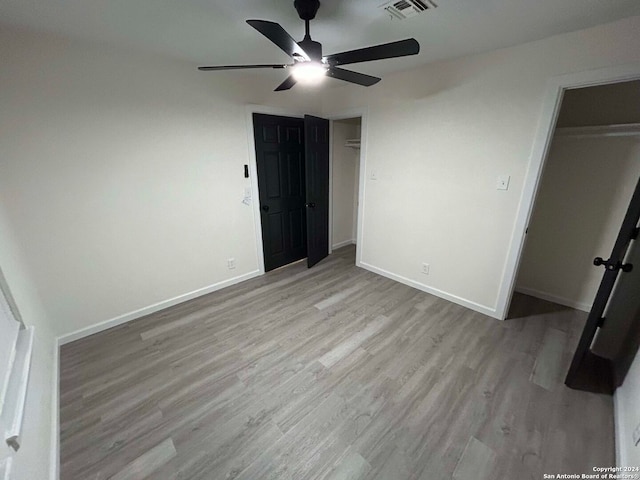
252, 112, 330, 272
514, 80, 640, 313
330, 117, 361, 257
510, 79, 640, 391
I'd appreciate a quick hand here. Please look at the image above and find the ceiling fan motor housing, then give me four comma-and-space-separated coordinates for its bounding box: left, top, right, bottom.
298, 38, 323, 61
294, 0, 321, 21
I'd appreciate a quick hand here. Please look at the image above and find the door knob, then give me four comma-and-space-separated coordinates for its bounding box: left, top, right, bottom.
305, 202, 316, 208
262, 205, 269, 212
593, 257, 606, 266
594, 257, 633, 272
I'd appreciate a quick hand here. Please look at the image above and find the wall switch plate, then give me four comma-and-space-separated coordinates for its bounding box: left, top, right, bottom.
496, 175, 510, 190
370, 171, 378, 180
422, 263, 430, 275
227, 258, 236, 269
633, 421, 640, 446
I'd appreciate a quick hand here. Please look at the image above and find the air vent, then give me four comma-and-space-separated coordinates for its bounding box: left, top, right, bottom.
378, 0, 438, 20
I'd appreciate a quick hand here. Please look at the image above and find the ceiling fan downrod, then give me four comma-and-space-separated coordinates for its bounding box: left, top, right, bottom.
294, 0, 323, 61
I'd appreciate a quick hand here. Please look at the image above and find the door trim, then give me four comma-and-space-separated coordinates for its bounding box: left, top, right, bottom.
495, 62, 640, 320
245, 105, 309, 274
325, 107, 369, 268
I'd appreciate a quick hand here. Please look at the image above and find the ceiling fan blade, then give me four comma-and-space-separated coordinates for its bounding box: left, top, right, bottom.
327, 67, 381, 87
324, 38, 419, 66
274, 75, 297, 92
198, 64, 289, 71
247, 20, 310, 61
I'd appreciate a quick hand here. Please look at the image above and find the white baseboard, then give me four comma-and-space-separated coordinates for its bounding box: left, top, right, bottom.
515, 286, 592, 312
331, 239, 356, 250
614, 389, 624, 467
52, 269, 261, 476
57, 270, 262, 345
358, 261, 499, 319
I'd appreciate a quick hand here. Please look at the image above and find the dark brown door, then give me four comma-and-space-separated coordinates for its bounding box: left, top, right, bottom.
304, 115, 330, 268
565, 176, 640, 393
593, 231, 640, 387
253, 113, 307, 272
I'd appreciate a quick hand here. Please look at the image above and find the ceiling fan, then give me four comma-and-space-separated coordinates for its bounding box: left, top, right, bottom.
198, 0, 420, 91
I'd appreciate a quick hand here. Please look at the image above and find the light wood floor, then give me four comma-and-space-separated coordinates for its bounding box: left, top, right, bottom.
59, 246, 614, 480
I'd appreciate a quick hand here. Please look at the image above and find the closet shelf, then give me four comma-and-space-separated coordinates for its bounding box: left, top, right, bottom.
555, 123, 640, 138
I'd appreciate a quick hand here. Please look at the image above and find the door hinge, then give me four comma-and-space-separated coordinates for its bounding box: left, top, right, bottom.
632, 227, 639, 240
597, 316, 606, 328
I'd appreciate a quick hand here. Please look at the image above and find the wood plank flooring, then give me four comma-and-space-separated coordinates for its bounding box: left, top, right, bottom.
59, 246, 614, 479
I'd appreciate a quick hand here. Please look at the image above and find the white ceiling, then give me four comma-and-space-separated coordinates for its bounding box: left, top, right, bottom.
2, 0, 640, 77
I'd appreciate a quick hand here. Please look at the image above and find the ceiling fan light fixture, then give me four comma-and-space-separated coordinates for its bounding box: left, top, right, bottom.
291, 62, 328, 85
198, 2, 420, 91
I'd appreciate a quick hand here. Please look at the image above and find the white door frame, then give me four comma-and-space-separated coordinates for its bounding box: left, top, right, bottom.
495, 63, 640, 320
325, 107, 369, 267
245, 104, 309, 274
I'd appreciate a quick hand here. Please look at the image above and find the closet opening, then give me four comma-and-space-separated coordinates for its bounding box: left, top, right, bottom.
329, 116, 362, 263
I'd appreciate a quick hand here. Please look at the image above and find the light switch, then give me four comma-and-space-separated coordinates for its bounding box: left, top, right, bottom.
370, 170, 378, 180
496, 175, 510, 190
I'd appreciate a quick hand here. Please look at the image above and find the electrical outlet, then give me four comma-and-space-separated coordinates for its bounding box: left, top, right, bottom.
633, 421, 640, 447
496, 175, 510, 190
227, 258, 236, 270
422, 263, 430, 275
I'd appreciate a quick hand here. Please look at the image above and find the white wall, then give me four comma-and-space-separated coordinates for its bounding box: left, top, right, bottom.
516, 134, 640, 311
616, 349, 640, 468
0, 207, 56, 480
0, 30, 318, 478
320, 15, 640, 317
331, 120, 360, 248
0, 27, 320, 339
